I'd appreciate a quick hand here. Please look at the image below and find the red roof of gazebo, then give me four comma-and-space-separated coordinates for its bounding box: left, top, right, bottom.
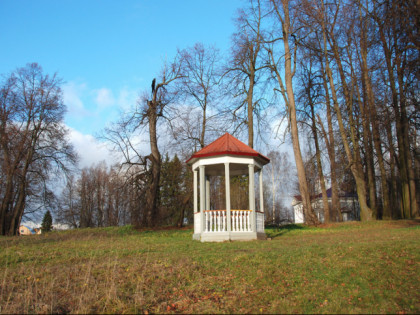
186, 133, 270, 165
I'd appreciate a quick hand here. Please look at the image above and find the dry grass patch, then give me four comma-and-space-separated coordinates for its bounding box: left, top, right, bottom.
0, 222, 419, 314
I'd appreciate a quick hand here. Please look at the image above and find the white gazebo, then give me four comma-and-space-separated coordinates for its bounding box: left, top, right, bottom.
186, 133, 270, 242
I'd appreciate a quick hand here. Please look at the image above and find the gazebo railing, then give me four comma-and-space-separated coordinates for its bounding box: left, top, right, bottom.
204, 210, 252, 232
205, 210, 226, 232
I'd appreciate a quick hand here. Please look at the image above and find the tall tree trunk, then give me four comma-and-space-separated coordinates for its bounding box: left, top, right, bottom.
358, 3, 391, 218
384, 114, 399, 218
309, 86, 330, 223
200, 95, 207, 149
397, 68, 418, 218
330, 38, 373, 221
415, 136, 420, 217
376, 4, 417, 218
271, 0, 319, 225
141, 68, 182, 226
272, 165, 276, 223
364, 119, 378, 217
7, 147, 34, 235
9, 183, 26, 235
319, 58, 341, 222
247, 71, 255, 149
145, 101, 161, 227
313, 118, 330, 223
0, 173, 14, 235
319, 1, 372, 220
352, 63, 377, 217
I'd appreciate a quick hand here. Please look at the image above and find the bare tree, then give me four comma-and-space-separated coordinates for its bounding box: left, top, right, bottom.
56, 163, 136, 228
309, 0, 374, 220
371, 0, 418, 218
104, 60, 183, 227
355, 1, 390, 218
141, 62, 183, 226
317, 59, 342, 222
225, 0, 270, 148
171, 43, 222, 149
267, 0, 320, 225
297, 56, 331, 222
56, 174, 80, 228
0, 63, 77, 235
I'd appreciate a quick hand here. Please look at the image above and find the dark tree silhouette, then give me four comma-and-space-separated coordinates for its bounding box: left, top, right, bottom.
41, 210, 53, 232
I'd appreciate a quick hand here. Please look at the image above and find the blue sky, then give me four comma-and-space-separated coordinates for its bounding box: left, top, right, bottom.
1, 0, 300, 226
0, 0, 243, 166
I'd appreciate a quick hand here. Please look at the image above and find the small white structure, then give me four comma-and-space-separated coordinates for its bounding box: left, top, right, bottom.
292, 188, 360, 223
292, 200, 305, 224
187, 133, 270, 242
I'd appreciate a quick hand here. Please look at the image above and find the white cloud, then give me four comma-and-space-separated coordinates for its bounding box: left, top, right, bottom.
95, 88, 115, 109
67, 127, 120, 168
117, 87, 138, 110
62, 82, 89, 117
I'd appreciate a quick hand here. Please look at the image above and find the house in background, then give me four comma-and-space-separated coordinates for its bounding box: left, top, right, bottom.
19, 225, 42, 235
292, 188, 360, 223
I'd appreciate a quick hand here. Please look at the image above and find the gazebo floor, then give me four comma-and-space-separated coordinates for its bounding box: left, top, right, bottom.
193, 231, 267, 242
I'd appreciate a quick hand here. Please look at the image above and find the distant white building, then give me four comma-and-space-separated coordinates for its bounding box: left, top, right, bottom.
292, 188, 360, 223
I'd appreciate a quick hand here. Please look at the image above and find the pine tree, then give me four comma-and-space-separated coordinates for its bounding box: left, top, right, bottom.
41, 210, 53, 232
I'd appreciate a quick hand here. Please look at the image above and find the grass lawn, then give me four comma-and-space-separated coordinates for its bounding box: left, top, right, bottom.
0, 220, 419, 314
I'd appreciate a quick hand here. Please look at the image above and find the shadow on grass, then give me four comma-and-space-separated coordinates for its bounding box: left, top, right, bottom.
265, 224, 305, 239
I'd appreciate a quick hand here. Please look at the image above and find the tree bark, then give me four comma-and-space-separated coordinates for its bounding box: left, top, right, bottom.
384, 112, 399, 218
310, 101, 330, 223
351, 59, 377, 217
318, 57, 341, 222
247, 70, 255, 148
318, 0, 372, 220
270, 0, 319, 225
375, 5, 418, 218
304, 60, 330, 222
358, 3, 391, 218
145, 100, 161, 227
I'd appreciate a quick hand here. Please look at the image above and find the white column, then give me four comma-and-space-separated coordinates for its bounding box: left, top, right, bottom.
259, 169, 264, 233
193, 169, 198, 213
193, 169, 198, 234
225, 162, 231, 233
249, 164, 256, 232
206, 176, 210, 210
259, 169, 264, 214
199, 165, 206, 233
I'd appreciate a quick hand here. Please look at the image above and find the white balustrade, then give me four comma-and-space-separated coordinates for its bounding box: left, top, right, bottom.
222, 212, 225, 231
203, 210, 254, 233
231, 210, 251, 232
204, 210, 228, 232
